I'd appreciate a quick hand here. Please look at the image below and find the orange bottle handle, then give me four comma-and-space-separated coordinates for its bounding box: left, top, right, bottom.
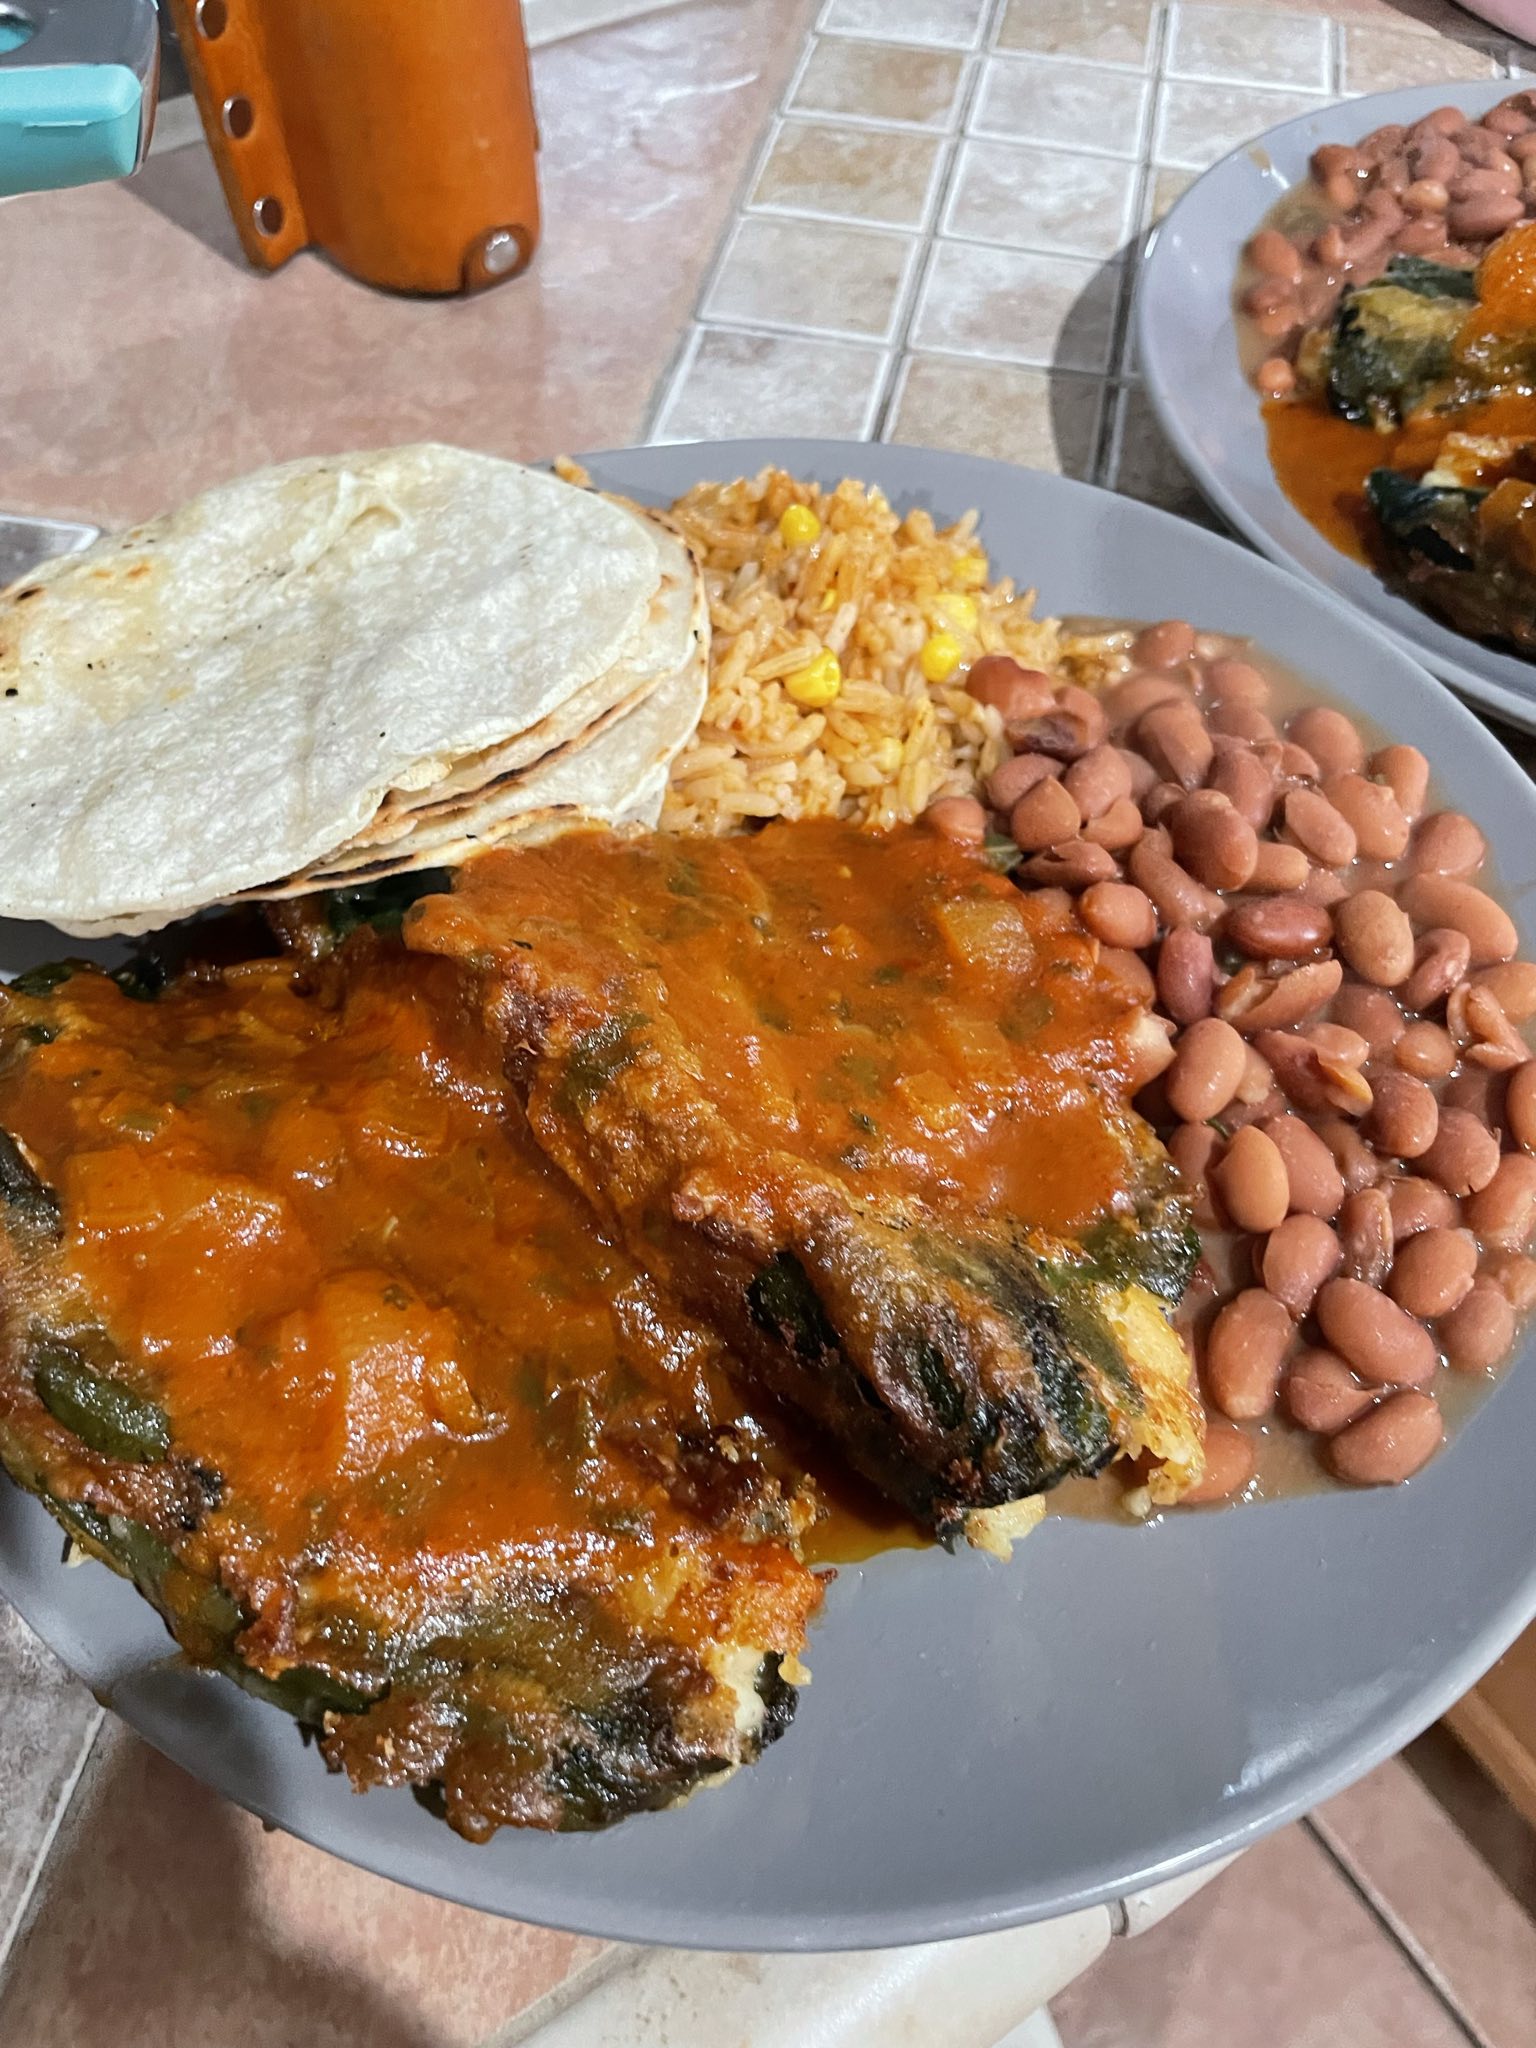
162, 0, 540, 295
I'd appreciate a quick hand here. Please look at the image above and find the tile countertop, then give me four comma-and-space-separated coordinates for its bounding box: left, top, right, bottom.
3, 2, 1536, 2045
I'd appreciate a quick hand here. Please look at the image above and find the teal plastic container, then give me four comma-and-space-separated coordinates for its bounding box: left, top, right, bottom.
0, 1, 158, 197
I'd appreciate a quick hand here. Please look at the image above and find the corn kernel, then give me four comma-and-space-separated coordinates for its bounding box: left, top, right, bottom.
817, 587, 838, 612
919, 630, 962, 683
952, 551, 987, 589
779, 503, 822, 548
786, 649, 842, 708
936, 592, 978, 635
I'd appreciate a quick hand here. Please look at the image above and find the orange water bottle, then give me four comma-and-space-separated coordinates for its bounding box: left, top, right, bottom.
162, 0, 541, 294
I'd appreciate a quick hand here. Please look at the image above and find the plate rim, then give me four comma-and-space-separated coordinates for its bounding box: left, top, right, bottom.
5, 437, 1536, 1951
1136, 78, 1536, 733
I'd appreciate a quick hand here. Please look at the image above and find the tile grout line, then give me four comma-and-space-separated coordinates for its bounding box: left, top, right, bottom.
1301, 1816, 1496, 2048
873, 0, 1009, 441
0, 1705, 104, 1987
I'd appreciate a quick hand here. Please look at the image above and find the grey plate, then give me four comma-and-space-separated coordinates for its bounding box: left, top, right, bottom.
4, 441, 1536, 1952
1138, 81, 1536, 733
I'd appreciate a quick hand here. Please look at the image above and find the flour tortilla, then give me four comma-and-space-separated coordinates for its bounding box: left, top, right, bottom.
0, 446, 665, 934
256, 607, 709, 895
337, 519, 704, 858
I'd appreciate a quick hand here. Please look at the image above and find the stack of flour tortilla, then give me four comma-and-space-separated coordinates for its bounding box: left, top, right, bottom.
0, 445, 708, 936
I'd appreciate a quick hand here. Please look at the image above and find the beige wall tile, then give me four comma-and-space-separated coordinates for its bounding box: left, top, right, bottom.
819, 0, 987, 51
0, 1733, 609, 2048
1145, 165, 1198, 227
887, 354, 1105, 475
791, 35, 966, 129
1341, 20, 1502, 93
1106, 382, 1215, 521
945, 141, 1140, 258
1051, 1820, 1472, 2048
1154, 80, 1329, 169
1312, 1756, 1536, 2048
751, 119, 944, 227
704, 216, 916, 340
912, 240, 1122, 371
655, 327, 887, 440
995, 0, 1154, 68
970, 56, 1149, 159
1168, 5, 1332, 89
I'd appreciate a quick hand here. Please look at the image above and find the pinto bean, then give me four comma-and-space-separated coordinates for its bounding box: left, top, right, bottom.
1419, 1107, 1502, 1197
1009, 776, 1081, 850
1168, 1121, 1221, 1224
1282, 787, 1358, 867
1133, 620, 1198, 669
1481, 1249, 1536, 1313
1247, 840, 1312, 893
1206, 1289, 1294, 1419
1369, 743, 1429, 819
1387, 1226, 1478, 1318
1138, 701, 1214, 789
1105, 671, 1190, 728
1209, 744, 1276, 831
1464, 1151, 1536, 1251
1441, 1283, 1517, 1375
1169, 790, 1259, 891
1287, 705, 1364, 779
1316, 1277, 1437, 1386
1447, 981, 1530, 1071
1403, 177, 1450, 214
1322, 773, 1410, 859
1263, 1112, 1346, 1219
1021, 841, 1119, 890
1339, 1187, 1395, 1288
1014, 684, 1107, 761
965, 656, 1055, 728
1082, 796, 1145, 852
987, 751, 1060, 811
1169, 1015, 1250, 1124
1401, 928, 1473, 1014
1078, 880, 1157, 950
1204, 658, 1270, 706
1128, 838, 1223, 931
1394, 1020, 1458, 1080
1224, 897, 1332, 960
1262, 1214, 1342, 1318
1329, 1391, 1443, 1485
1473, 960, 1536, 1023
1389, 1175, 1460, 1241
1212, 1126, 1291, 1235
1248, 227, 1305, 280
1284, 1347, 1374, 1434
1315, 1115, 1382, 1196
1208, 700, 1278, 746
1179, 1420, 1257, 1504
1448, 190, 1523, 238
1331, 984, 1405, 1056
1064, 743, 1133, 821
1408, 810, 1486, 876
1157, 927, 1216, 1026
1364, 1069, 1439, 1159
1333, 890, 1415, 987
924, 795, 987, 844
1507, 1059, 1536, 1154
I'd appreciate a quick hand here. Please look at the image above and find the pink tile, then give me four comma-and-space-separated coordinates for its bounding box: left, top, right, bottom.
1154, 79, 1330, 170
994, 0, 1155, 68
969, 56, 1150, 159
945, 140, 1139, 258
790, 35, 966, 129
1052, 1822, 1471, 2048
1168, 5, 1332, 90
0, 1732, 609, 2048
656, 326, 887, 440
887, 354, 1105, 476
911, 240, 1122, 371
1107, 382, 1218, 522
704, 216, 916, 340
819, 0, 987, 52
1312, 1754, 1536, 2048
750, 118, 945, 228
1341, 20, 1503, 93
